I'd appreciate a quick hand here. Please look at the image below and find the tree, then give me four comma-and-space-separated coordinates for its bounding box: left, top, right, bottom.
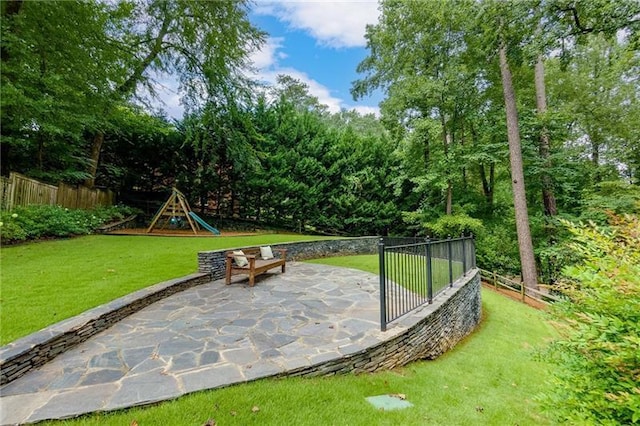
547, 35, 640, 183
181, 89, 262, 218
354, 0, 540, 286
83, 0, 265, 187
97, 106, 183, 192
270, 75, 329, 115
497, 40, 538, 289
1, 1, 127, 182
1, 1, 264, 187
353, 0, 486, 217
534, 56, 558, 216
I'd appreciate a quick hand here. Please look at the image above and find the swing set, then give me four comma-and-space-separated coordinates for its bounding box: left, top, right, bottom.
146, 188, 220, 235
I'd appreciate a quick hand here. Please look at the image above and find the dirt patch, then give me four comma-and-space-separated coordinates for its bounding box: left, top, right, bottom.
481, 282, 548, 310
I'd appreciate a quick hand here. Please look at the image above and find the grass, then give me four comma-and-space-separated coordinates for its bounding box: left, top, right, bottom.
0, 234, 332, 344
308, 254, 464, 296
42, 255, 557, 425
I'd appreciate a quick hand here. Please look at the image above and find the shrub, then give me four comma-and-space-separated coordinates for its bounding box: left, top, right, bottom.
422, 213, 484, 239
540, 214, 640, 424
475, 223, 521, 275
579, 181, 640, 224
0, 215, 27, 242
0, 204, 137, 244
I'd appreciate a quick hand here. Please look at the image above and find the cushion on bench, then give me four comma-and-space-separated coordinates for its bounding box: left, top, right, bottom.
260, 246, 274, 260
232, 250, 248, 267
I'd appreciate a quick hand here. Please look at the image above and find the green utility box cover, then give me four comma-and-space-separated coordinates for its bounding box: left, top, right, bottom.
366, 394, 414, 411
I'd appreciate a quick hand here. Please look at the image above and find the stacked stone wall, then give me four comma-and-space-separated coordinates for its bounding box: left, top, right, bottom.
0, 273, 209, 385
197, 236, 379, 278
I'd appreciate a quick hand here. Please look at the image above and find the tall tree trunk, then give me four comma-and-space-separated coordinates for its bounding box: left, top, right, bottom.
534, 56, 557, 216
460, 128, 467, 189
84, 132, 104, 188
472, 124, 494, 210
591, 139, 605, 183
37, 133, 45, 171
116, 13, 172, 98
441, 114, 453, 215
591, 140, 600, 166
479, 163, 494, 208
499, 44, 538, 290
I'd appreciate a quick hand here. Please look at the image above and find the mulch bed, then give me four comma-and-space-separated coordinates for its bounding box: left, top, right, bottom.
106, 228, 259, 237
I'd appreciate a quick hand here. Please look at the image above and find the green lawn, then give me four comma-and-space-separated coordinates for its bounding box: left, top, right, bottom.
308, 254, 464, 296
0, 234, 331, 344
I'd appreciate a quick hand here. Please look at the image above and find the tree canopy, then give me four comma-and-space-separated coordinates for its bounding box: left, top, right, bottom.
1, 0, 638, 281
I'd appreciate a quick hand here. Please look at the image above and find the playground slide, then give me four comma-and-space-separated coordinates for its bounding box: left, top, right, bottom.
188, 212, 221, 235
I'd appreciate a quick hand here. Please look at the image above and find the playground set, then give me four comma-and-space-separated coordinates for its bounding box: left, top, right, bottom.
146, 188, 221, 235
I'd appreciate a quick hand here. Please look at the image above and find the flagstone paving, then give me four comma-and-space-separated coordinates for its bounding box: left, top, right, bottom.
0, 263, 405, 425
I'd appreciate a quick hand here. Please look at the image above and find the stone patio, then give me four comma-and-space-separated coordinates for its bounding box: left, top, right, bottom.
0, 262, 481, 425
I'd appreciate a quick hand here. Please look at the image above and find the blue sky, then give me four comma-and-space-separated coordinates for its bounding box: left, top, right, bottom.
156, 1, 383, 118
247, 1, 383, 114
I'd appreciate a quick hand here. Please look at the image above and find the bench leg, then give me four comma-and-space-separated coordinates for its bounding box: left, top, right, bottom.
249, 271, 255, 287
281, 263, 286, 273
225, 258, 232, 285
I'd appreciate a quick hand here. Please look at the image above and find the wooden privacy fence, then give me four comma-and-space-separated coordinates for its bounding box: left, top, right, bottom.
0, 172, 114, 211
479, 268, 562, 305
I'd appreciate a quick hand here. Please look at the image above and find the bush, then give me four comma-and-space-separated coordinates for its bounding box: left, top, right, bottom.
422, 213, 484, 238
540, 214, 640, 424
579, 181, 640, 224
475, 223, 521, 275
0, 215, 27, 242
0, 204, 137, 244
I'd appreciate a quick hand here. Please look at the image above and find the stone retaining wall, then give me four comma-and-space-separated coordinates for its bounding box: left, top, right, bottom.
197, 236, 379, 278
287, 270, 481, 377
0, 273, 209, 385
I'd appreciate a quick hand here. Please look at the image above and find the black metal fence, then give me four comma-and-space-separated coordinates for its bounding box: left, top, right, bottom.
378, 235, 476, 331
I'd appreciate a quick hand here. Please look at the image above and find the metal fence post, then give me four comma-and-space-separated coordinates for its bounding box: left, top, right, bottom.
461, 233, 467, 276
447, 235, 453, 287
378, 237, 387, 332
471, 233, 476, 269
426, 238, 433, 304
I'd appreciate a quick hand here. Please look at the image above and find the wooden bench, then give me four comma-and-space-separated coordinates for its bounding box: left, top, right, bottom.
225, 247, 287, 286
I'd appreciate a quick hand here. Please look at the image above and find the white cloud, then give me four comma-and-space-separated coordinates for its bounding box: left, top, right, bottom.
249, 37, 378, 115
261, 68, 344, 113
248, 37, 286, 69
255, 1, 380, 48
350, 105, 380, 117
